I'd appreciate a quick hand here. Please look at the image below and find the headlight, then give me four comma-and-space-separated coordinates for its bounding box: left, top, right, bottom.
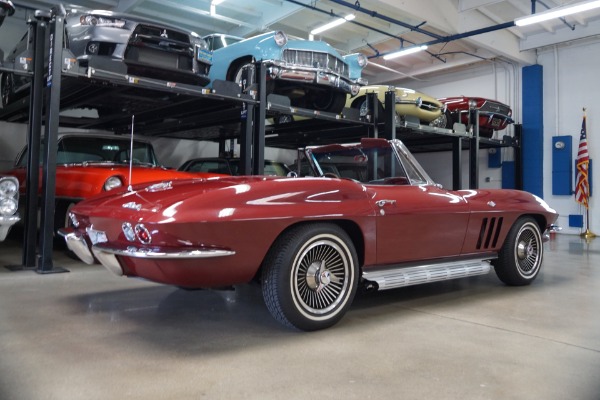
0, 197, 18, 216
196, 38, 209, 51
273, 31, 288, 47
357, 53, 368, 67
0, 177, 18, 198
80, 15, 126, 28
468, 99, 478, 109
103, 176, 123, 191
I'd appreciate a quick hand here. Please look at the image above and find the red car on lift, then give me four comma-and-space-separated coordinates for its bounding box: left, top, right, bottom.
439, 96, 513, 138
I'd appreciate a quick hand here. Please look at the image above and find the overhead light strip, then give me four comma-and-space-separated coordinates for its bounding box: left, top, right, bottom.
383, 45, 428, 60
310, 14, 355, 35
515, 0, 600, 26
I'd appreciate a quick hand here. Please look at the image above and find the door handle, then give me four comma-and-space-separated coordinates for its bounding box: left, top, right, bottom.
376, 199, 396, 207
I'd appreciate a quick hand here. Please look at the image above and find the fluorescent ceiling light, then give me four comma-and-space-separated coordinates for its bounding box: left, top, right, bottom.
210, 0, 226, 15
383, 45, 428, 60
310, 14, 355, 35
515, 0, 600, 26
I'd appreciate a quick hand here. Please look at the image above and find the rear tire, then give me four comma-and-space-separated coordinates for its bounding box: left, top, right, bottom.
1, 72, 15, 108
308, 90, 346, 113
262, 223, 359, 331
493, 217, 543, 286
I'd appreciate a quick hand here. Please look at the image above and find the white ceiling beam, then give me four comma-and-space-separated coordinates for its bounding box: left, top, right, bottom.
376, 0, 536, 65
459, 0, 504, 12
520, 18, 600, 50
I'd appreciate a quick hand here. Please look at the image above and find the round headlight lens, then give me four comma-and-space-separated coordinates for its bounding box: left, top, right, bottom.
273, 31, 288, 47
103, 176, 123, 191
0, 177, 18, 198
0, 197, 18, 216
357, 54, 368, 67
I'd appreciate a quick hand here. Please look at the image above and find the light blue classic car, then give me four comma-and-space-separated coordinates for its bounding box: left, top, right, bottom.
204, 31, 368, 113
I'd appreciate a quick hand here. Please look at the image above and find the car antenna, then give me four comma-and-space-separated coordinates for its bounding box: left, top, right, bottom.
128, 114, 134, 192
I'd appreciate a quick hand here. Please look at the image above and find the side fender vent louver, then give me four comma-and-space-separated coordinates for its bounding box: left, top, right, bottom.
476, 217, 503, 249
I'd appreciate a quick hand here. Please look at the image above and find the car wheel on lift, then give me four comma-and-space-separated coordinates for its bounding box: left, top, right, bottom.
261, 223, 359, 331
429, 109, 454, 129
352, 96, 385, 121
1, 72, 15, 108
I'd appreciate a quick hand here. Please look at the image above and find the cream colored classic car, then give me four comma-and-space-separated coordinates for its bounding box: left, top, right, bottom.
346, 85, 449, 127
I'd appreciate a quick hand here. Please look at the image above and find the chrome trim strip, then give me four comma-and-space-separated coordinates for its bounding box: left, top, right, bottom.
362, 258, 492, 291
91, 243, 235, 259
0, 215, 20, 241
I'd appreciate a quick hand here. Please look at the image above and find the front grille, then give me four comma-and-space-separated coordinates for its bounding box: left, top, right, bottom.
282, 49, 349, 77
131, 25, 189, 45
476, 217, 503, 249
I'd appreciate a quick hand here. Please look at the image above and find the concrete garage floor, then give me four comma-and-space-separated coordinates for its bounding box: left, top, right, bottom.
0, 233, 599, 400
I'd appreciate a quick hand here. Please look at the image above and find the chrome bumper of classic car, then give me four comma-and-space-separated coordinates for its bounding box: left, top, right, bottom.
267, 62, 364, 95
91, 243, 236, 277
0, 215, 20, 242
395, 97, 446, 112
58, 228, 96, 265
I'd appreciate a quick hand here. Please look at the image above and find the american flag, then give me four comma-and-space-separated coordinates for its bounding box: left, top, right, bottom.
575, 113, 590, 208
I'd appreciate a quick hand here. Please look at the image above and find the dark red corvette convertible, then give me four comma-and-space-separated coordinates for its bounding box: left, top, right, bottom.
60, 138, 557, 331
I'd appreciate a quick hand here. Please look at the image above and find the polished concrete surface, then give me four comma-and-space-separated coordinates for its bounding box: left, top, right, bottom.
0, 233, 599, 400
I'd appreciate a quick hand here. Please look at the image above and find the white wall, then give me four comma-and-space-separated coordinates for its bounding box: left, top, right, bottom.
538, 38, 600, 235
398, 60, 519, 191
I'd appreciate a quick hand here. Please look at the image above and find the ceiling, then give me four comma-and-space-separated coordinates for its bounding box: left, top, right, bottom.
3, 0, 600, 86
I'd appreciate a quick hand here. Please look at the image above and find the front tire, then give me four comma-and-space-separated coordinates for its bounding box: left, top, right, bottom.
493, 217, 544, 286
262, 223, 359, 331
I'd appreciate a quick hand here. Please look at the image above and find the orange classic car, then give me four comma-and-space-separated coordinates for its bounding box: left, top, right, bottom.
6, 133, 218, 232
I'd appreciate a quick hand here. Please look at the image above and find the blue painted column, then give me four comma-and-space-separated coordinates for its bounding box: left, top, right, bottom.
521, 64, 544, 197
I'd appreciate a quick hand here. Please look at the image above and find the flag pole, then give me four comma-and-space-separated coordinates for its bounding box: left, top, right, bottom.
581, 208, 596, 239
578, 107, 595, 239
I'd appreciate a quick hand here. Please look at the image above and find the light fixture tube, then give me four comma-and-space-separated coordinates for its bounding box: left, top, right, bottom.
383, 45, 428, 60
310, 14, 355, 35
515, 0, 600, 26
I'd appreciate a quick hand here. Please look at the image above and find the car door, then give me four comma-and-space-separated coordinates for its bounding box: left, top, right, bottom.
372, 184, 471, 265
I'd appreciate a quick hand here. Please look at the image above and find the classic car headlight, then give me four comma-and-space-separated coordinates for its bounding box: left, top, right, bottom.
103, 176, 123, 191
357, 53, 368, 67
80, 15, 126, 28
468, 98, 478, 109
0, 197, 18, 216
197, 39, 209, 51
0, 177, 18, 198
273, 31, 288, 47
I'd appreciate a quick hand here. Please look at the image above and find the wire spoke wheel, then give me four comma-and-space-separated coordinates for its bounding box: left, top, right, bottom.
262, 224, 358, 331
494, 217, 544, 286
514, 225, 541, 276
293, 238, 351, 315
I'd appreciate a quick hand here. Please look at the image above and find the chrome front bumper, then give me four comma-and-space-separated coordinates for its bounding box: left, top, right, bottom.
0, 215, 20, 242
267, 61, 364, 95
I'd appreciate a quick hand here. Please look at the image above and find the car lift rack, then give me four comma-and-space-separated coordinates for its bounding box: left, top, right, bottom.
0, 6, 519, 274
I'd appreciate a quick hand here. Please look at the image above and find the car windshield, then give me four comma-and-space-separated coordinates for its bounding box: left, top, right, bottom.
306, 138, 434, 185
205, 34, 243, 51
17, 136, 159, 167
